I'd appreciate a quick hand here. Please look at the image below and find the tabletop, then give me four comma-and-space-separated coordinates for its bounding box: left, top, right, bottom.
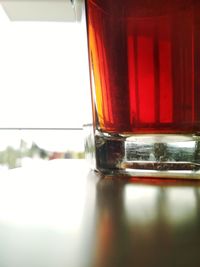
0, 159, 200, 267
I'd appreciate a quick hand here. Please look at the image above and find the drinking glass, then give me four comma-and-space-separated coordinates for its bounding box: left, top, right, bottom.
85, 0, 200, 179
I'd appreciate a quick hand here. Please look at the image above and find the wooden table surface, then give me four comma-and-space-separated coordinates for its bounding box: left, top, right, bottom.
0, 159, 200, 267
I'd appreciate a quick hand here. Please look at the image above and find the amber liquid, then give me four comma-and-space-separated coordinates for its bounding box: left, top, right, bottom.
86, 0, 200, 134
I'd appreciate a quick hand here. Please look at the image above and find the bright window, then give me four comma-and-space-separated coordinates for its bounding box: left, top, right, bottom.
0, 6, 91, 169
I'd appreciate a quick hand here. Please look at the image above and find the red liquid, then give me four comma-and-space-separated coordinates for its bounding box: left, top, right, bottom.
86, 0, 200, 134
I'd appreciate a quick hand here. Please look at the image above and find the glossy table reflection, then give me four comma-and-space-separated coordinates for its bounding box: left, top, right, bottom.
0, 159, 200, 267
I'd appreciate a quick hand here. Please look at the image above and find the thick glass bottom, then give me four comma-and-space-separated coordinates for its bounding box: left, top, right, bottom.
85, 126, 200, 179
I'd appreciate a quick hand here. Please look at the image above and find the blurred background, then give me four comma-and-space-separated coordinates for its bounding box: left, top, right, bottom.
0, 4, 91, 170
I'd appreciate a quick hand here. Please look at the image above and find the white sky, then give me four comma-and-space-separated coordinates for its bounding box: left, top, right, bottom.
0, 5, 91, 128
0, 5, 92, 151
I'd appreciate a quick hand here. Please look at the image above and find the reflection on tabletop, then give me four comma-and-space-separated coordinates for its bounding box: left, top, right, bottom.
0, 159, 199, 267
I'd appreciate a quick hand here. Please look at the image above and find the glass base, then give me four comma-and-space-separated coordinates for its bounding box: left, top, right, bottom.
85, 125, 200, 179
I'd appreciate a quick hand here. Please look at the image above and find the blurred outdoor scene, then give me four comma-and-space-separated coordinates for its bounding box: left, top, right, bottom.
0, 5, 91, 171
0, 130, 85, 170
